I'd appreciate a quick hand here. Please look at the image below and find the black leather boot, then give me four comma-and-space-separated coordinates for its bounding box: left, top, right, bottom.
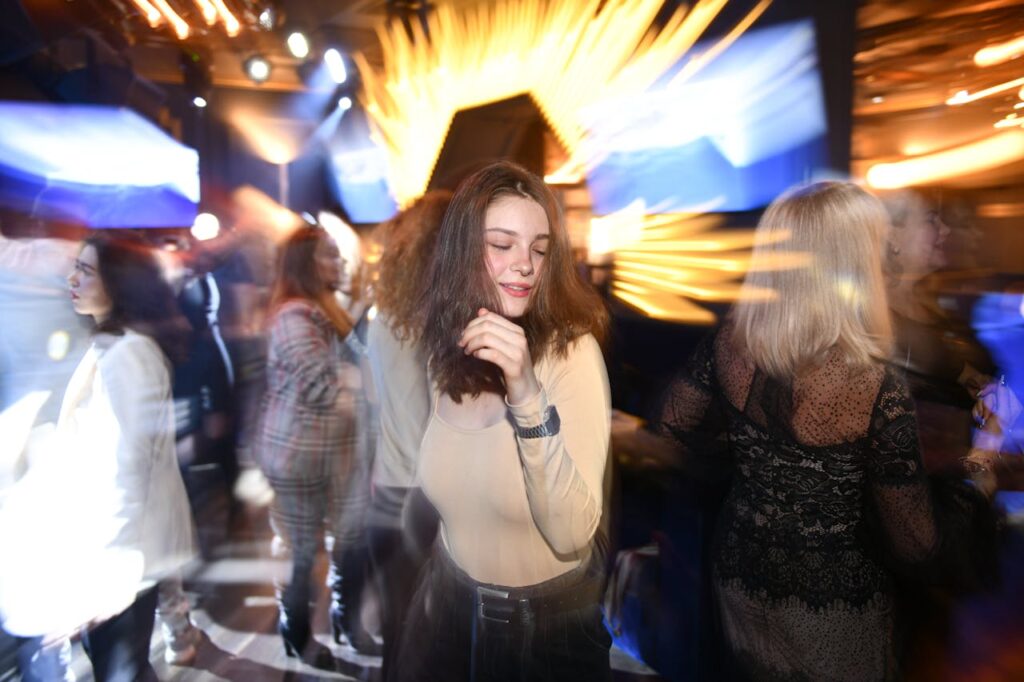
329, 544, 382, 656
280, 614, 336, 669
278, 617, 309, 659
278, 571, 311, 658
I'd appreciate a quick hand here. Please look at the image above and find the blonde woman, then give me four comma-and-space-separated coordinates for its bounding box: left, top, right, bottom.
651, 182, 992, 681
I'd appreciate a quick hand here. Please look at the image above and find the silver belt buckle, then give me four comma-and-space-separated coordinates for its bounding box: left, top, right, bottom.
477, 585, 513, 624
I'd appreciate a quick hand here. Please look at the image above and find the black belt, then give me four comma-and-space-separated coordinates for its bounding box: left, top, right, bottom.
469, 574, 604, 625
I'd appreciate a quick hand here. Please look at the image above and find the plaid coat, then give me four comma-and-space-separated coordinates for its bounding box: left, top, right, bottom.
257, 299, 366, 484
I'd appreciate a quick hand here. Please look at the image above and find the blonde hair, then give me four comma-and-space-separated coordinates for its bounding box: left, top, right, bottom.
732, 181, 892, 379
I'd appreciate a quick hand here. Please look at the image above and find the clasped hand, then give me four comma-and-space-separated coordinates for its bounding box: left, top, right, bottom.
972, 379, 1021, 441
458, 308, 540, 405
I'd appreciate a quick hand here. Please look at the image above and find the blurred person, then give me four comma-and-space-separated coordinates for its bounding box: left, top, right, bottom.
0, 222, 91, 429
160, 235, 237, 553
0, 234, 196, 681
364, 190, 452, 680
0, 227, 196, 675
879, 188, 1012, 682
970, 284, 1024, 494
937, 195, 984, 274
208, 225, 275, 474
132, 235, 238, 668
319, 210, 371, 323
256, 225, 378, 659
0, 225, 91, 517
395, 162, 612, 682
638, 182, 998, 681
880, 189, 996, 470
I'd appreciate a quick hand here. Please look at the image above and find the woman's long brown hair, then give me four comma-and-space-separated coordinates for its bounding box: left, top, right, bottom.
270, 226, 353, 337
420, 161, 608, 401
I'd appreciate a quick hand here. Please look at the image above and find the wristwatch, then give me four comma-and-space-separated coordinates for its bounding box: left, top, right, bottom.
514, 405, 561, 439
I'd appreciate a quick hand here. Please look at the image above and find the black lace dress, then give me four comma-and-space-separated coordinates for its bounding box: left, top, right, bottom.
657, 325, 939, 682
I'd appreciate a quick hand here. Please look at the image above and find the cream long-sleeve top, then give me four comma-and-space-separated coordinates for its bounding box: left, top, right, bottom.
418, 333, 610, 587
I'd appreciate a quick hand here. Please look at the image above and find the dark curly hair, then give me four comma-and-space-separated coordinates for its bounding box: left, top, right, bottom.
85, 234, 190, 363
373, 190, 453, 340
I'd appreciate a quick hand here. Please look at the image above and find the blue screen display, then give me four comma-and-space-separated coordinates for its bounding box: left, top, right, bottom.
0, 103, 199, 227
583, 20, 829, 215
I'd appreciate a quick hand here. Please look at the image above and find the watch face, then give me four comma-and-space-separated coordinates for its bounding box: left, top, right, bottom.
518, 406, 560, 439
545, 405, 560, 434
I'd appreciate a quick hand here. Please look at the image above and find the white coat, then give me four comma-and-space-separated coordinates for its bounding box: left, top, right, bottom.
0, 330, 195, 636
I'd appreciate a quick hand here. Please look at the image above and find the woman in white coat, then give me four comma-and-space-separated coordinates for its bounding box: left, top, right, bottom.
1, 235, 195, 681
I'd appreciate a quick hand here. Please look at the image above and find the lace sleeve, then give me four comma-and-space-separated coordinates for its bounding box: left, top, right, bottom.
865, 367, 938, 564
651, 329, 728, 471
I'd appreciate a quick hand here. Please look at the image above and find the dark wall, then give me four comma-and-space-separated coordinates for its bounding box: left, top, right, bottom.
428, 94, 549, 192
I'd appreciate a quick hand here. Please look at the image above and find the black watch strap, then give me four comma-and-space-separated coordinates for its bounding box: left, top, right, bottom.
514, 405, 561, 439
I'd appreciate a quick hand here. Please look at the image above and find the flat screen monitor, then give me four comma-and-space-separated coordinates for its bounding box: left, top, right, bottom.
583, 19, 829, 215
0, 103, 199, 227
326, 107, 398, 224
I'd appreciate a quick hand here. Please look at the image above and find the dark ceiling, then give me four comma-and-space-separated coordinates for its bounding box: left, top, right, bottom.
7, 0, 1024, 191
10, 0, 415, 91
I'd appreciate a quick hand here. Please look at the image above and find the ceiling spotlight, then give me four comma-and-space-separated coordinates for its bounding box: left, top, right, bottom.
192, 95, 208, 108
287, 31, 309, 59
258, 6, 275, 30
244, 55, 271, 83
191, 212, 220, 241
324, 48, 347, 84
338, 96, 352, 111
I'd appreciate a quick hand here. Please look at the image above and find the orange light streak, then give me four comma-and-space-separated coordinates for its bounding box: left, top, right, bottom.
356, 0, 739, 206
866, 131, 1024, 188
150, 0, 189, 39
612, 285, 718, 324
974, 35, 1024, 67
209, 0, 241, 36
193, 0, 218, 25
129, 0, 162, 27
946, 76, 1024, 105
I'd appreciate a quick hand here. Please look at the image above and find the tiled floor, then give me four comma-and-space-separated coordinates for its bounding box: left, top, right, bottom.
52, 498, 662, 682
6, 495, 1024, 680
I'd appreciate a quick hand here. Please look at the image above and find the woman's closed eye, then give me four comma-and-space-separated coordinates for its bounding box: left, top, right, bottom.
488, 242, 513, 251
